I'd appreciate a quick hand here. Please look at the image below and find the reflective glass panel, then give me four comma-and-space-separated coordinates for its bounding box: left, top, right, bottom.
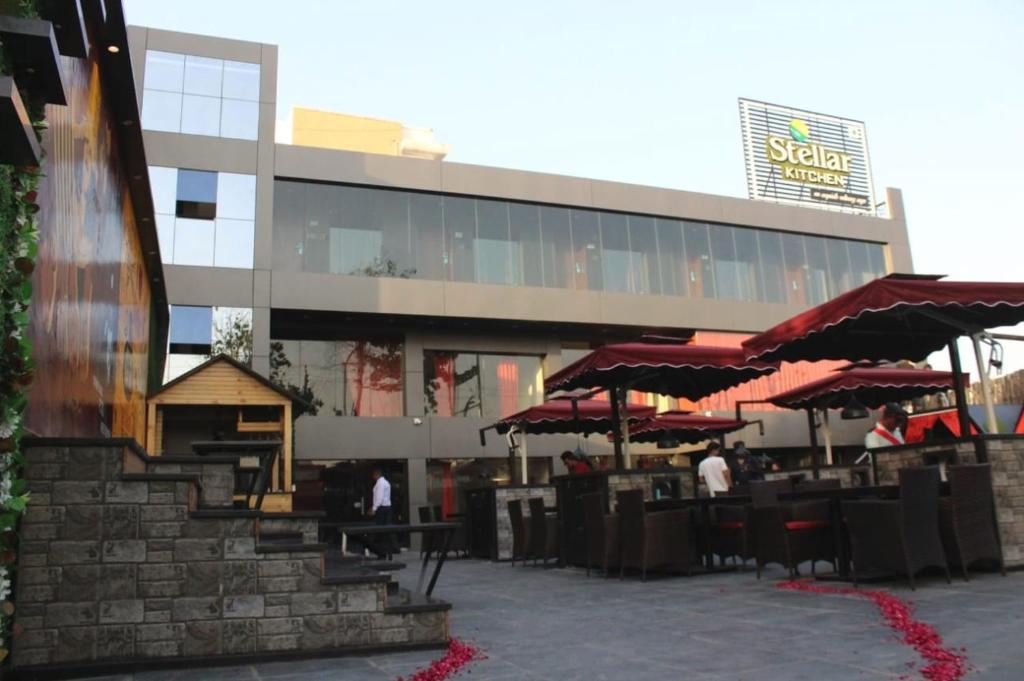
410, 193, 444, 280
173, 218, 216, 266
847, 240, 874, 286
683, 222, 715, 298
424, 351, 481, 416
710, 226, 741, 300
141, 89, 182, 132
183, 55, 223, 97
214, 218, 255, 269
509, 203, 543, 287
540, 206, 573, 290
475, 200, 513, 285
155, 213, 175, 262
599, 212, 631, 293
781, 233, 809, 306
757, 231, 787, 304
148, 166, 178, 215
144, 50, 184, 92
176, 169, 218, 219
628, 216, 659, 295
804, 236, 830, 305
444, 198, 476, 283
571, 210, 602, 291
222, 60, 260, 101
370, 189, 414, 277
656, 218, 686, 297
220, 98, 259, 140
180, 94, 221, 136
866, 243, 887, 278
216, 172, 257, 220
169, 305, 213, 345
826, 239, 853, 297
733, 227, 762, 302
479, 354, 543, 419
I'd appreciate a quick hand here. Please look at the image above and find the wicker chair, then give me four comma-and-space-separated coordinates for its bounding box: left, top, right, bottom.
751, 480, 833, 579
616, 489, 694, 580
939, 464, 1006, 580
843, 466, 951, 590
527, 497, 560, 566
507, 499, 531, 566
796, 479, 842, 493
713, 503, 754, 566
581, 492, 620, 577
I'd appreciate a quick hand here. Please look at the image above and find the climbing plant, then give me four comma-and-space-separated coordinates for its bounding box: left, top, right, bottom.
0, 0, 44, 662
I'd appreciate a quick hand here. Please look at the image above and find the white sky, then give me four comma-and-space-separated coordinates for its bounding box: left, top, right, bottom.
124, 0, 1024, 378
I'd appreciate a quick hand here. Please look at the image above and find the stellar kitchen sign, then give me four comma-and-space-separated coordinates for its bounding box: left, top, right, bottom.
739, 98, 876, 215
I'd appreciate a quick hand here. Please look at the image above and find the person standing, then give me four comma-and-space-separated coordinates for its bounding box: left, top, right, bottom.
369, 468, 395, 559
864, 403, 906, 449
698, 442, 732, 497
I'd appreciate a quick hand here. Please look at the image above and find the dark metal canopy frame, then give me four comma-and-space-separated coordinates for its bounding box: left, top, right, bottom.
743, 274, 1024, 462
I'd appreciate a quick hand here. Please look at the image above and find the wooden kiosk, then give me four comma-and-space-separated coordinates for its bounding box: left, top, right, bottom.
146, 354, 302, 511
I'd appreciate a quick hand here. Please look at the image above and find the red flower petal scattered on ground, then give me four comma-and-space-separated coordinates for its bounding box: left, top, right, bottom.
777, 579, 968, 681
397, 638, 485, 681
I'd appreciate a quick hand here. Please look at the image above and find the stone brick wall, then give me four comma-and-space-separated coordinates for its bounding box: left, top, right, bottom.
493, 486, 556, 560
14, 442, 448, 671
872, 441, 978, 485
764, 465, 872, 487
607, 470, 695, 510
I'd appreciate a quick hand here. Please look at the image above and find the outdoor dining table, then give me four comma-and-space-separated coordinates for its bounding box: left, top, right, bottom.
647, 484, 908, 578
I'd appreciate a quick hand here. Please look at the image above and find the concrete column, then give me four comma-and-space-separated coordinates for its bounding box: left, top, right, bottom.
251, 306, 271, 375
407, 458, 428, 552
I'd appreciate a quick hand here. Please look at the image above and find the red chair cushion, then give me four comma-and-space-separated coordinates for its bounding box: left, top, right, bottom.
785, 520, 828, 531
718, 521, 745, 530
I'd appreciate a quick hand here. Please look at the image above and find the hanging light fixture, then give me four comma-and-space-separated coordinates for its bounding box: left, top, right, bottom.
656, 435, 681, 449
840, 395, 870, 420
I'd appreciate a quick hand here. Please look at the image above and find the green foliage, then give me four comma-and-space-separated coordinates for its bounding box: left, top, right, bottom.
208, 310, 254, 367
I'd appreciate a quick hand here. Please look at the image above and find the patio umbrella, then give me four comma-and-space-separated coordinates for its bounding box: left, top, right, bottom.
544, 342, 777, 468
626, 411, 751, 444
487, 399, 657, 483
904, 407, 980, 443
766, 366, 956, 470
742, 274, 1024, 455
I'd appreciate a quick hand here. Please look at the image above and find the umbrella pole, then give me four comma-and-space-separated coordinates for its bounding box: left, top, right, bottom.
806, 408, 821, 480
948, 341, 986, 463
619, 387, 633, 469
821, 409, 834, 466
520, 433, 529, 486
609, 388, 625, 470
971, 333, 1000, 434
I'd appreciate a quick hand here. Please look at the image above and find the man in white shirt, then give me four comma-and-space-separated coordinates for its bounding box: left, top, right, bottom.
369, 469, 395, 559
864, 403, 906, 450
698, 442, 732, 497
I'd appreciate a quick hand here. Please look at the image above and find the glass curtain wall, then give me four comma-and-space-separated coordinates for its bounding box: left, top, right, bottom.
273, 181, 889, 304
423, 351, 543, 419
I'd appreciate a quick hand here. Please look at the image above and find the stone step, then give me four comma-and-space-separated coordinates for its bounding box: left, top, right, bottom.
384, 588, 453, 614
259, 531, 305, 544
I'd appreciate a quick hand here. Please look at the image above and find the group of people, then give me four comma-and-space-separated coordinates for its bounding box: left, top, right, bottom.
697, 440, 777, 497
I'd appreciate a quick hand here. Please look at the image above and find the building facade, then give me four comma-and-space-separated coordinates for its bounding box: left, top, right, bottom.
127, 27, 913, 519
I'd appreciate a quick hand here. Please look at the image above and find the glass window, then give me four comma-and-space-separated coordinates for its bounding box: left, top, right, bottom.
148, 166, 178, 215
478, 354, 544, 419
826, 239, 853, 297
540, 206, 573, 290
475, 200, 513, 285
220, 98, 259, 140
733, 227, 762, 302
781, 233, 809, 306
173, 218, 216, 266
155, 213, 175, 260
444, 197, 476, 283
222, 60, 261, 101
368, 189, 414, 277
169, 305, 213, 347
144, 50, 184, 92
183, 55, 223, 97
410, 193, 443, 280
709, 226, 741, 300
627, 216, 659, 295
847, 240, 874, 287
867, 243, 887, 279
599, 212, 631, 293
804, 236, 830, 305
683, 222, 715, 298
141, 89, 182, 132
216, 172, 257, 220
509, 203, 543, 287
758, 231, 787, 304
656, 218, 686, 297
214, 218, 255, 269
571, 210, 602, 291
180, 94, 221, 137
424, 351, 481, 416
176, 169, 218, 219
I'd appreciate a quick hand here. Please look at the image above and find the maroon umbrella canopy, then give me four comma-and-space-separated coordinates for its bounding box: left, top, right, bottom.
627, 411, 749, 444
492, 399, 656, 436
766, 367, 955, 412
742, 274, 1024, 364
544, 343, 777, 400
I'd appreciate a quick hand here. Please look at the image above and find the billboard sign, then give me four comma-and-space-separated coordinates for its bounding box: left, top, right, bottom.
739, 98, 876, 215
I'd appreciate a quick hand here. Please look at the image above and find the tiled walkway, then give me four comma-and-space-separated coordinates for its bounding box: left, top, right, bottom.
77, 560, 1023, 680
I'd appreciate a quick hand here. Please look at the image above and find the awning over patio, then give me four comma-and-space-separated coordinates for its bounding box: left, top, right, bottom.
741, 274, 1024, 364
766, 367, 955, 411
492, 399, 656, 436
544, 343, 777, 399
626, 411, 749, 444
